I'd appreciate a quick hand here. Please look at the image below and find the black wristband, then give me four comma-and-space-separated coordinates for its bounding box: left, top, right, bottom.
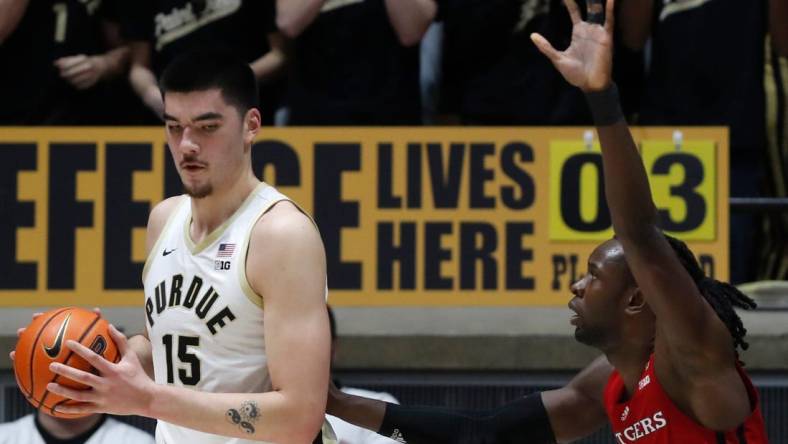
585, 83, 624, 126
378, 393, 556, 444
379, 403, 466, 444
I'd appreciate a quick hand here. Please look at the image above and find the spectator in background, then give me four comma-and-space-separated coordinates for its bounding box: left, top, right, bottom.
277, 0, 437, 125
122, 0, 286, 124
618, 0, 788, 283
762, 10, 788, 281
0, 409, 154, 444
0, 0, 131, 124
326, 306, 400, 444
435, 0, 642, 125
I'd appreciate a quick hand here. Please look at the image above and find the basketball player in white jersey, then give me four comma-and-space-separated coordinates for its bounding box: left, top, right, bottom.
41, 49, 335, 444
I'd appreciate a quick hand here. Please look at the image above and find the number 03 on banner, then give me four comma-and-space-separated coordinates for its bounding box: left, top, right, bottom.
549, 139, 719, 242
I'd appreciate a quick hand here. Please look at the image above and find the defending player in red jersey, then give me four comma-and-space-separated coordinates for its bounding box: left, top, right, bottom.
531, 0, 769, 441
323, 1, 770, 443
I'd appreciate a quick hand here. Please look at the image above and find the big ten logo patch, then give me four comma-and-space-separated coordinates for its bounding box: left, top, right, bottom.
215, 260, 231, 271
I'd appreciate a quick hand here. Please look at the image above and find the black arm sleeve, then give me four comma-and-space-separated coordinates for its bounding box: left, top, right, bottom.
377, 392, 556, 444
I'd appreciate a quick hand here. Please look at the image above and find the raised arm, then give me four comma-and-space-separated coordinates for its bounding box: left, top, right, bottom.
0, 0, 29, 44
531, 0, 659, 234
327, 356, 611, 444
276, 0, 323, 38
531, 0, 751, 430
384, 0, 437, 46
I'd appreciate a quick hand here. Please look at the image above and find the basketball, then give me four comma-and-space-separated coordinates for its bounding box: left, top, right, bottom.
12, 307, 120, 418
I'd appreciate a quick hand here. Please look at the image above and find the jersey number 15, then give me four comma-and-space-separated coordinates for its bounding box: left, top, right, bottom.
162, 334, 201, 385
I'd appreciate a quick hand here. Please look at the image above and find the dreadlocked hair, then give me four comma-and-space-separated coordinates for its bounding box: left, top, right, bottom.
662, 234, 757, 353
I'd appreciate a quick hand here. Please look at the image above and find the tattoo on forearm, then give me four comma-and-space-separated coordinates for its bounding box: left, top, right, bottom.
225, 401, 261, 434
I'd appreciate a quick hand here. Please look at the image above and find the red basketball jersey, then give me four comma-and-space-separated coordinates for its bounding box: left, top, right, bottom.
603, 354, 769, 443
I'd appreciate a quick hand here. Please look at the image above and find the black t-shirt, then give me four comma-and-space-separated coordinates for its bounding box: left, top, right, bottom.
438, 0, 645, 125
121, 0, 280, 121
640, 0, 766, 156
121, 0, 275, 74
286, 0, 422, 125
34, 413, 107, 444
0, 0, 118, 124
438, 0, 591, 125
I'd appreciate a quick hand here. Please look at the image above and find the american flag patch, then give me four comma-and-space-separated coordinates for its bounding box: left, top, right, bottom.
217, 243, 236, 257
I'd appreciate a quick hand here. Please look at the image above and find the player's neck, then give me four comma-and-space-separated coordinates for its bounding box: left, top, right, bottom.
605, 343, 653, 399
189, 171, 260, 241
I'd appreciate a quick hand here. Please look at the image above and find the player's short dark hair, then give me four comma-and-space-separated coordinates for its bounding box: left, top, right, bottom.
159, 48, 258, 114
663, 234, 757, 353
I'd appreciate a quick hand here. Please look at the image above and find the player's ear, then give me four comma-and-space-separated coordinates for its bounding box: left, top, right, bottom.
243, 108, 261, 147
624, 287, 646, 315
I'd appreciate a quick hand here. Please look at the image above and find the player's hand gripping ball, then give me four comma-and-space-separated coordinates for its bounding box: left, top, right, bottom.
13, 307, 119, 418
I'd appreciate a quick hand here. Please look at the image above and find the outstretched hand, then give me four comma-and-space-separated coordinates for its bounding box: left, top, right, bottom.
530, 0, 615, 92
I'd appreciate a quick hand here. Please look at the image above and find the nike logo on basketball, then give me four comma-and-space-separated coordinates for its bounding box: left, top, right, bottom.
43, 314, 71, 358
163, 248, 177, 256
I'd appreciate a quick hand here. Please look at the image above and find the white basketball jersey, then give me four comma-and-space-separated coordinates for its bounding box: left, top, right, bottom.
142, 182, 335, 444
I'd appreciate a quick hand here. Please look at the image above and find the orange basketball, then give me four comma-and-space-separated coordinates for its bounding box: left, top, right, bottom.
13, 307, 120, 418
